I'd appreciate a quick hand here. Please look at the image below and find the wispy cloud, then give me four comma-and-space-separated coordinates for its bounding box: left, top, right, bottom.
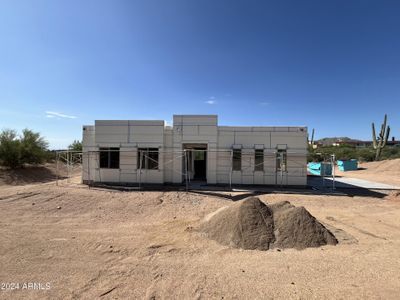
259, 102, 270, 106
45, 111, 77, 119
205, 96, 216, 105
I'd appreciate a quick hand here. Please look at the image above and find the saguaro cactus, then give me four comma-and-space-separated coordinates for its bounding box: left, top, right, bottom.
308, 128, 315, 145
372, 114, 390, 161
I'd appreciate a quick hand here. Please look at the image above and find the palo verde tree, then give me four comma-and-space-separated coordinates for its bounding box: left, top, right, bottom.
0, 128, 48, 168
19, 129, 49, 164
0, 129, 21, 168
372, 114, 390, 161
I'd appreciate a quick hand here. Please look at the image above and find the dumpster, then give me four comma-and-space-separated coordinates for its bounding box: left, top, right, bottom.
307, 162, 332, 176
337, 159, 358, 171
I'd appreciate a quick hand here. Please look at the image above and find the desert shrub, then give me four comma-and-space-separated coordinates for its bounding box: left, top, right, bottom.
308, 146, 358, 162
0, 128, 49, 168
329, 146, 356, 161
68, 140, 82, 152
308, 145, 400, 163
19, 129, 49, 165
380, 146, 400, 160
357, 148, 376, 162
0, 129, 21, 168
45, 150, 57, 162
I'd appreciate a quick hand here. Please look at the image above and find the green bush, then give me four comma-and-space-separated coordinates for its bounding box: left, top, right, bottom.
19, 129, 49, 165
380, 146, 400, 160
0, 128, 49, 168
0, 130, 21, 168
45, 150, 57, 162
308, 145, 356, 162
68, 140, 82, 152
356, 148, 376, 162
308, 145, 400, 163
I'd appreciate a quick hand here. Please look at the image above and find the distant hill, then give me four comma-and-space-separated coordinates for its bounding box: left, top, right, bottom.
316, 137, 362, 146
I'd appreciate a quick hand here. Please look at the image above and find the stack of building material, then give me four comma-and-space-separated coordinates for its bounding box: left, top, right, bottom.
307, 162, 332, 176
337, 159, 358, 171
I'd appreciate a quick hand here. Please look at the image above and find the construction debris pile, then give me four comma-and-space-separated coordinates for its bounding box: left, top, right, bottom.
199, 197, 338, 250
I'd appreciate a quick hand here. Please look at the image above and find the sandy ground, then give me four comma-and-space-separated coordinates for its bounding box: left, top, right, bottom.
337, 158, 400, 186
1, 168, 400, 299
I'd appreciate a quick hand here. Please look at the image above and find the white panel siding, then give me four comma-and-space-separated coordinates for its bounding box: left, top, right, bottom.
82, 115, 307, 186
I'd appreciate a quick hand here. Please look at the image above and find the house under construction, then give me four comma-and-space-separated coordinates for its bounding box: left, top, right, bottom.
82, 115, 307, 187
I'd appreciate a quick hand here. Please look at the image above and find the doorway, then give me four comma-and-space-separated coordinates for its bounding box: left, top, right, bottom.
183, 144, 207, 182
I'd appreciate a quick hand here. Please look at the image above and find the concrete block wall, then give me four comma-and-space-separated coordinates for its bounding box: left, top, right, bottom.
82, 125, 96, 183
216, 126, 307, 185
83, 120, 165, 184
82, 115, 308, 186
172, 115, 218, 184
163, 128, 174, 183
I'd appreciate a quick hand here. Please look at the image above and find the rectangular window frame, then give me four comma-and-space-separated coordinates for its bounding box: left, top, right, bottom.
255, 149, 264, 171
99, 147, 120, 169
137, 148, 159, 170
276, 149, 287, 172
232, 149, 242, 171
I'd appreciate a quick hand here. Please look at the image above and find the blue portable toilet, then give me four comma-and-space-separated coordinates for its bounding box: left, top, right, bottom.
337, 159, 358, 171
307, 162, 332, 176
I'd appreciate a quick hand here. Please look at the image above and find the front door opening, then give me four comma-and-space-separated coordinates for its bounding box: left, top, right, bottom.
193, 150, 206, 180
183, 144, 207, 182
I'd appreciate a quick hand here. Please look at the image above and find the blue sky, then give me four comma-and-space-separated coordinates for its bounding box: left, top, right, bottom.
1, 0, 399, 149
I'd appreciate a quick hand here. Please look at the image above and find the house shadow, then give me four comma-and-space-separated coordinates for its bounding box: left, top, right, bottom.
188, 190, 265, 202
92, 175, 391, 200
186, 175, 390, 200
306, 176, 389, 198
188, 184, 388, 200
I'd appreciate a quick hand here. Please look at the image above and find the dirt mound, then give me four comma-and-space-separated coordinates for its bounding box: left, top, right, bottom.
0, 163, 73, 186
361, 158, 400, 173
200, 197, 337, 250
339, 158, 400, 187
199, 197, 275, 250
270, 201, 338, 249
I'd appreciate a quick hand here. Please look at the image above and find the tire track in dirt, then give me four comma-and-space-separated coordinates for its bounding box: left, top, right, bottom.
0, 192, 41, 202
326, 216, 387, 240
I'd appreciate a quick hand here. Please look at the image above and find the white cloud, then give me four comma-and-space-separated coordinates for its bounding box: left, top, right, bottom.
204, 96, 217, 104
45, 111, 77, 119
205, 100, 216, 104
